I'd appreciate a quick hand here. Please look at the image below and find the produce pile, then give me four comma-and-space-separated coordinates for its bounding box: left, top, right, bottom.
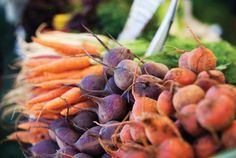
2, 30, 236, 158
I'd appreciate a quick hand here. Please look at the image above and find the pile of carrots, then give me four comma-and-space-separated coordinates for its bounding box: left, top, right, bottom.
6, 36, 103, 144
3, 30, 236, 158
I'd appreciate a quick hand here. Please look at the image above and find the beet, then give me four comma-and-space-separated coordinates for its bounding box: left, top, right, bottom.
196, 96, 235, 132
72, 110, 98, 132
90, 94, 127, 123
103, 47, 135, 75
55, 127, 81, 145
74, 126, 104, 156
173, 85, 205, 111
30, 140, 59, 156
193, 135, 219, 158
55, 146, 78, 158
73, 153, 93, 158
164, 68, 196, 86
133, 75, 163, 100
141, 62, 169, 79
114, 59, 141, 90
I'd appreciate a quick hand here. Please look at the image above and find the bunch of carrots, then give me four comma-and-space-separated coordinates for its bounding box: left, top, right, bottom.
2, 30, 236, 158
5, 33, 104, 144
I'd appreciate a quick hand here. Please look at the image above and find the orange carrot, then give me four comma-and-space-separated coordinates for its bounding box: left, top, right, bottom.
60, 101, 95, 116
28, 102, 45, 110
23, 57, 60, 68
32, 37, 100, 56
28, 111, 61, 120
43, 87, 82, 110
34, 79, 81, 89
31, 88, 53, 95
27, 65, 103, 83
7, 131, 50, 144
30, 56, 91, 75
18, 121, 48, 130
27, 87, 71, 106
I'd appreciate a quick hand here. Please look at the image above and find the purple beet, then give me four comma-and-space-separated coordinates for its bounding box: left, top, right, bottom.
80, 75, 106, 91
74, 126, 104, 156
73, 153, 93, 158
55, 127, 81, 145
103, 47, 135, 75
133, 74, 163, 100
91, 94, 127, 123
101, 153, 111, 158
72, 110, 98, 132
114, 59, 141, 90
49, 118, 71, 131
141, 62, 169, 79
99, 121, 119, 149
99, 121, 119, 146
49, 118, 71, 140
55, 146, 78, 158
30, 140, 59, 156
64, 75, 106, 96
104, 77, 123, 94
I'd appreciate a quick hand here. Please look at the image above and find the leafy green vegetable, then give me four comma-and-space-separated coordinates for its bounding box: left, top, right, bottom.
96, 0, 131, 38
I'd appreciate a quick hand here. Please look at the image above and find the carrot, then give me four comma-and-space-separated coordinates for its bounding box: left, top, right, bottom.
23, 57, 60, 68
26, 87, 71, 106
17, 121, 48, 130
18, 122, 49, 133
34, 79, 81, 89
28, 111, 61, 120
27, 65, 103, 83
43, 87, 82, 110
60, 101, 95, 116
30, 56, 91, 75
7, 131, 50, 144
28, 102, 45, 110
32, 88, 53, 95
32, 37, 100, 56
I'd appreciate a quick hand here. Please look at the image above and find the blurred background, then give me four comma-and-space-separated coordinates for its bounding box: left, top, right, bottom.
0, 0, 236, 157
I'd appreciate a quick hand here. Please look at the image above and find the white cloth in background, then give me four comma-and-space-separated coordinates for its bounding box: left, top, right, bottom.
0, 0, 28, 24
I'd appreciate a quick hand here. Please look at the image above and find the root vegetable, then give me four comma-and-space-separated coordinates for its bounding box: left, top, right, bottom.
141, 62, 169, 79
198, 70, 225, 83
133, 75, 163, 100
164, 68, 196, 85
177, 104, 205, 137
173, 85, 205, 111
141, 115, 178, 145
103, 47, 135, 75
120, 124, 132, 143
158, 138, 194, 158
74, 126, 104, 156
221, 121, 236, 148
72, 110, 98, 132
90, 94, 127, 123
196, 96, 235, 132
114, 59, 141, 90
157, 90, 175, 116
30, 140, 59, 156
188, 47, 216, 73
193, 135, 219, 158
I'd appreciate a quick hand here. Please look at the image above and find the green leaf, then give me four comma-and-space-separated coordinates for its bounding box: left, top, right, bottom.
216, 63, 231, 71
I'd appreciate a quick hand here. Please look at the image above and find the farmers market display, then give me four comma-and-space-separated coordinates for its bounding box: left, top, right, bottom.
2, 29, 236, 158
